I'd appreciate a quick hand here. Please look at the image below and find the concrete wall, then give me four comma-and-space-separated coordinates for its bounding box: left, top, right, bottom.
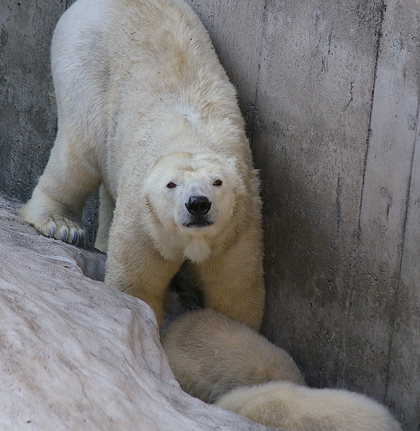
0, 0, 98, 243
1, 0, 419, 428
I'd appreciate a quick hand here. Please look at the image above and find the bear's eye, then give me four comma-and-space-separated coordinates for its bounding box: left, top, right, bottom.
167, 182, 177, 189
213, 180, 222, 186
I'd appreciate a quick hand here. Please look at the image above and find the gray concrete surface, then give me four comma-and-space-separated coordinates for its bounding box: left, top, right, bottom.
0, 0, 419, 429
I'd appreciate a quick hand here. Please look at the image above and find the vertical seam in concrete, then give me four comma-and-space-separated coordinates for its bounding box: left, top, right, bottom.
356, 1, 386, 232
384, 89, 420, 404
253, 0, 268, 104
249, 0, 268, 146
341, 0, 386, 386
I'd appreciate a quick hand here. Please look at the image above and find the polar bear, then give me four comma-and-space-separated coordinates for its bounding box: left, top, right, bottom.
20, 0, 265, 329
216, 381, 402, 431
161, 309, 305, 403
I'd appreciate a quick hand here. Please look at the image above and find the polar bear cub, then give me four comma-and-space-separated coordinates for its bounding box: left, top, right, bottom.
163, 309, 402, 431
161, 309, 305, 403
216, 381, 402, 431
20, 0, 265, 329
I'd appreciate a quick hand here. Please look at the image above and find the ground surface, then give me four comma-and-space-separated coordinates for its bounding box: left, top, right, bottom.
0, 194, 273, 431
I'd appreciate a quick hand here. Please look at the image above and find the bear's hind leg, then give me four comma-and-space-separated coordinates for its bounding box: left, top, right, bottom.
20, 130, 101, 246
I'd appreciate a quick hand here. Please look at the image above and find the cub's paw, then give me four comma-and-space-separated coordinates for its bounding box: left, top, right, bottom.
37, 216, 87, 247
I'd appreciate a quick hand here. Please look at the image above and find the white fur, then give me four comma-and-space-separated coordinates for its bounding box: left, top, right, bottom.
20, 0, 264, 329
216, 381, 402, 431
161, 309, 305, 403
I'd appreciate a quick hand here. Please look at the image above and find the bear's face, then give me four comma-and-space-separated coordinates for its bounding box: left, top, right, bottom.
144, 152, 246, 260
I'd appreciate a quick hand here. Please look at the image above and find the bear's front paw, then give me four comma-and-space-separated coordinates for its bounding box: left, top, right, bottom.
37, 216, 87, 247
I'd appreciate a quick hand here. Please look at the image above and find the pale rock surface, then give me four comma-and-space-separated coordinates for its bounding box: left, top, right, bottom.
0, 194, 272, 431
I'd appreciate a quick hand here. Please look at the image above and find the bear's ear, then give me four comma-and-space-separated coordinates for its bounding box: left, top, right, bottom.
226, 156, 238, 169
226, 157, 247, 195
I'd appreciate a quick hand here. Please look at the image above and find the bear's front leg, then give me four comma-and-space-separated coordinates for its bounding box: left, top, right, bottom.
20, 129, 101, 246
105, 222, 182, 327
189, 224, 265, 331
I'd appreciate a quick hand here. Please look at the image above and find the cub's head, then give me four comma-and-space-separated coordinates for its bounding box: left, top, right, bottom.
144, 152, 246, 261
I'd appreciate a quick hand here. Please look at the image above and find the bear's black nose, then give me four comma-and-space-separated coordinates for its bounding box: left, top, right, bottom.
186, 196, 211, 217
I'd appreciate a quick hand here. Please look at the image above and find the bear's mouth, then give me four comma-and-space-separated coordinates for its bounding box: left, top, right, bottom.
184, 220, 213, 228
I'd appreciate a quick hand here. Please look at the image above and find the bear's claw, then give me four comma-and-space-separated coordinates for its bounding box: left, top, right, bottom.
38, 216, 87, 247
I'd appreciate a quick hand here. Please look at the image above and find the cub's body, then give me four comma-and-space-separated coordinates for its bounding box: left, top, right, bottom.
216, 381, 402, 431
161, 309, 305, 403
